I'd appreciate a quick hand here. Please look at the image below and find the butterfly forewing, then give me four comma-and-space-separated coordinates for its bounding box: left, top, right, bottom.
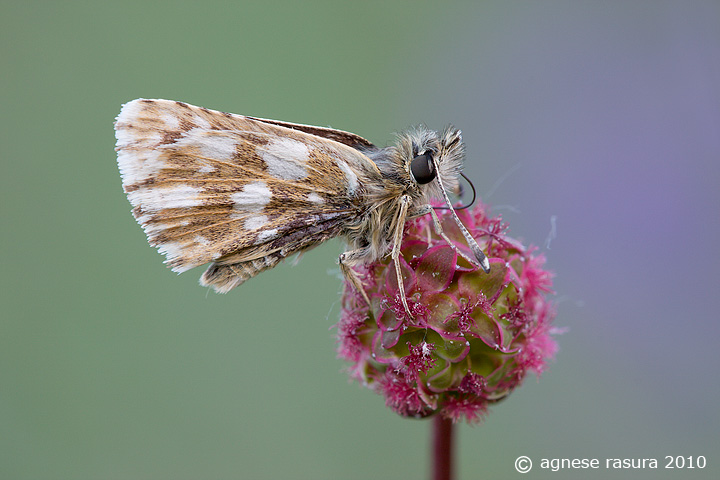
115, 99, 377, 280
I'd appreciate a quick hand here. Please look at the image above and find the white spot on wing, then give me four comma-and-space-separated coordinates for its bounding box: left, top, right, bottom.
231, 181, 272, 212
244, 215, 269, 230
193, 235, 210, 246
260, 137, 309, 180
118, 149, 168, 186
157, 242, 194, 273
319, 212, 342, 221
161, 111, 180, 129
115, 99, 146, 135
116, 102, 169, 186
158, 241, 182, 260
115, 99, 163, 150
193, 114, 211, 130
174, 128, 237, 161
200, 134, 237, 160
128, 184, 203, 212
114, 127, 136, 149
307, 192, 324, 204
257, 228, 278, 243
337, 161, 358, 194
142, 217, 191, 234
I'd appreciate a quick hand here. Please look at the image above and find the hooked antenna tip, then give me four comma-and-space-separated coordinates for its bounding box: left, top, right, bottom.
471, 245, 491, 273
480, 255, 491, 274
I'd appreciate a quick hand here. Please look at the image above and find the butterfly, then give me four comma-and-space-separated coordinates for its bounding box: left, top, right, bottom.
115, 99, 489, 315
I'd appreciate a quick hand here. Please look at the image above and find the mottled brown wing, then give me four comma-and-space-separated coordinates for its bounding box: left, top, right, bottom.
115, 99, 381, 286
245, 116, 377, 151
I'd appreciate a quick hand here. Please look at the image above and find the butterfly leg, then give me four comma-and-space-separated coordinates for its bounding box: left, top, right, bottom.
339, 249, 372, 307
409, 204, 480, 268
390, 195, 413, 318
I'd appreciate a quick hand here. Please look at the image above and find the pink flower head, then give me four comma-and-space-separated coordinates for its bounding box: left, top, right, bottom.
336, 202, 558, 423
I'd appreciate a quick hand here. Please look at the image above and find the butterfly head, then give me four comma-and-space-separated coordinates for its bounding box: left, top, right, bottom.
398, 126, 465, 201
398, 126, 490, 273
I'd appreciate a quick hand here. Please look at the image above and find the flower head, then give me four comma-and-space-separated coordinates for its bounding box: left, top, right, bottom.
336, 202, 558, 423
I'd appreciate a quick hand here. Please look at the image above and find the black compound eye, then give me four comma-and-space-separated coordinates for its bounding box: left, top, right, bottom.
410, 153, 436, 184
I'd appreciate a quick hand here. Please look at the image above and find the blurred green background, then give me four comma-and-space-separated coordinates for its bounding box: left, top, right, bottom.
2, 1, 719, 479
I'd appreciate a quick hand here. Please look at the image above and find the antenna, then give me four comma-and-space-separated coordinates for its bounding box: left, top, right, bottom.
431, 162, 490, 273
433, 172, 476, 210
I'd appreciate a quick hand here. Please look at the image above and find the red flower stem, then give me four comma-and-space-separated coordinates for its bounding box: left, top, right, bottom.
432, 415, 454, 480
